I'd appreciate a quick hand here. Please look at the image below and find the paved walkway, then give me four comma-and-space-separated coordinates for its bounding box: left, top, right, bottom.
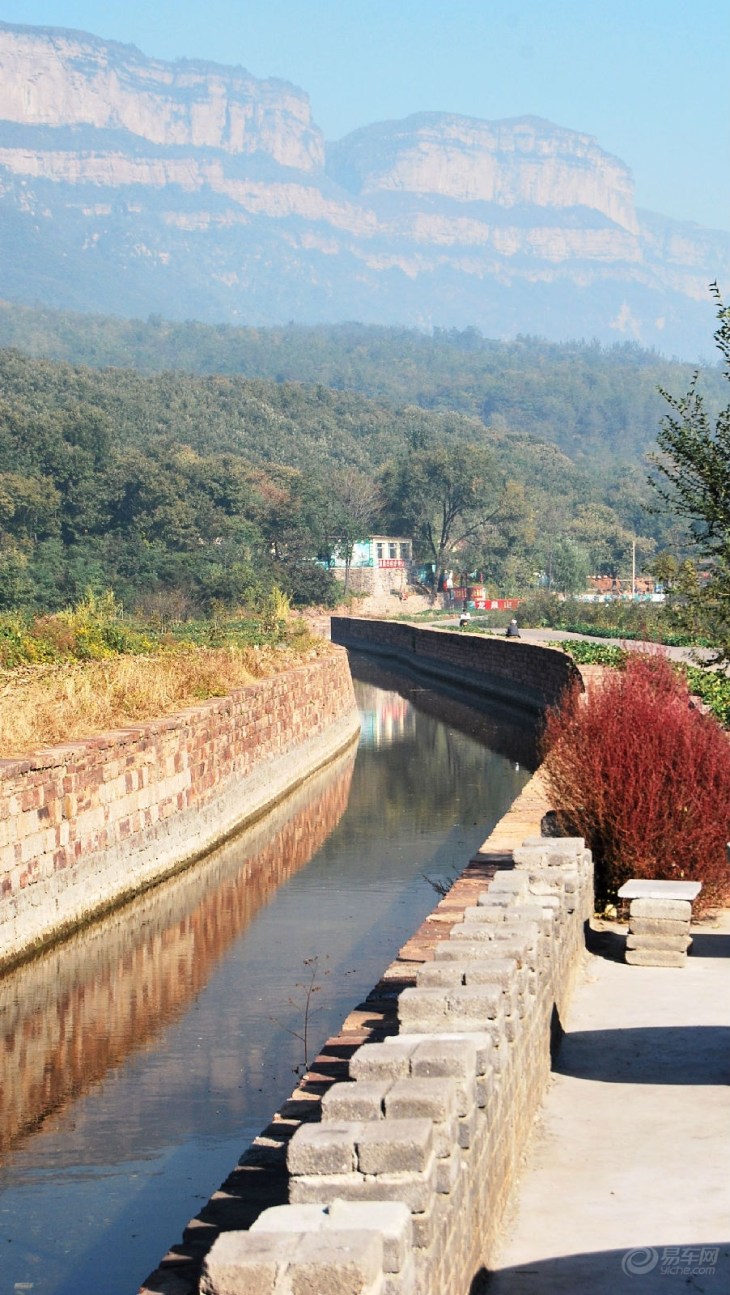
485, 912, 730, 1294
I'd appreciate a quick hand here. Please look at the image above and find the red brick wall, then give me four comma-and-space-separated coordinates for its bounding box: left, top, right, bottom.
0, 650, 359, 970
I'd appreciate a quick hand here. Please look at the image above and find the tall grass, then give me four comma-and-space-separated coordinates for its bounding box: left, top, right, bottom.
0, 588, 330, 756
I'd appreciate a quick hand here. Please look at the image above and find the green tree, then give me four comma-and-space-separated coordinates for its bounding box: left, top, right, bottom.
551, 537, 591, 596
381, 443, 504, 600
651, 284, 730, 656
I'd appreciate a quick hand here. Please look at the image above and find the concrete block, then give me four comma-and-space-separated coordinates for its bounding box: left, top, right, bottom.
398, 987, 449, 1031
384, 1076, 456, 1125
292, 1168, 438, 1214
327, 1200, 412, 1274
250, 1204, 327, 1235
434, 1151, 461, 1194
350, 1041, 416, 1083
447, 985, 502, 1025
410, 1205, 437, 1249
200, 1230, 289, 1295
356, 1119, 433, 1175
409, 1036, 478, 1081
626, 932, 691, 952
434, 940, 502, 960
290, 1230, 384, 1295
483, 872, 530, 896
416, 962, 466, 987
322, 1082, 390, 1122
629, 898, 692, 920
628, 917, 690, 937
288, 1123, 358, 1176
625, 948, 687, 967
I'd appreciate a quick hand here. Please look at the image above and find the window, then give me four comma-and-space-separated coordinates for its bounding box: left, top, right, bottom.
389, 543, 397, 560
400, 543, 410, 561
376, 543, 383, 560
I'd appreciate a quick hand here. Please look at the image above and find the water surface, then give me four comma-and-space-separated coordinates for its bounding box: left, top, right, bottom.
0, 657, 531, 1295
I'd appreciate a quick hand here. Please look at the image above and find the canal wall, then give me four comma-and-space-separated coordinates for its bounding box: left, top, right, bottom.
330, 616, 581, 715
0, 649, 360, 971
144, 759, 594, 1295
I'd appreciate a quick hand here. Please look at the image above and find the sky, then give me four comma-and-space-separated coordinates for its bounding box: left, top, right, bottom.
0, 0, 727, 232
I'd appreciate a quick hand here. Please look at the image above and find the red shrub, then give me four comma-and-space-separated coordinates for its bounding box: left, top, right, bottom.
541, 653, 730, 908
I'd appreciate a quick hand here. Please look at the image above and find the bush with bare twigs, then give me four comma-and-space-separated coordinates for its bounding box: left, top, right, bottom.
541, 653, 730, 909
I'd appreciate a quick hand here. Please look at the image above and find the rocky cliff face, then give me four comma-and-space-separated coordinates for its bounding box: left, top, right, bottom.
0, 21, 726, 358
328, 114, 639, 234
0, 23, 324, 169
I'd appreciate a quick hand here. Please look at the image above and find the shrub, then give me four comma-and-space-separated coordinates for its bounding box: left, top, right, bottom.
541, 653, 730, 908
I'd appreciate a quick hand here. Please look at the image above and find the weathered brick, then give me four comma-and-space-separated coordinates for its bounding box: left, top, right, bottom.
288, 1123, 358, 1176
356, 1119, 433, 1175
322, 1082, 389, 1122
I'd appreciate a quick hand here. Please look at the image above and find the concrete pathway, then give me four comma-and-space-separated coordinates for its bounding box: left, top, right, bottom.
484, 914, 730, 1294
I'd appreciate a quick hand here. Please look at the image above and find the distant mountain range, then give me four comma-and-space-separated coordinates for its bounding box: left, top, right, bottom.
0, 20, 727, 359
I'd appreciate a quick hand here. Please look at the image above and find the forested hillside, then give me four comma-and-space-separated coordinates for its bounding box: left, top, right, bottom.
0, 302, 723, 467
0, 341, 682, 615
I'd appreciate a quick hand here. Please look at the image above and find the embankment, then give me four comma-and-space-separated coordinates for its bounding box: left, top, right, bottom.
330, 617, 580, 714
0, 649, 360, 971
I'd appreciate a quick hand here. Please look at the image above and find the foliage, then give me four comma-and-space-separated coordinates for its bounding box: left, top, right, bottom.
651, 283, 730, 661
381, 442, 505, 594
552, 640, 628, 668
680, 664, 730, 728
542, 654, 730, 908
0, 325, 696, 615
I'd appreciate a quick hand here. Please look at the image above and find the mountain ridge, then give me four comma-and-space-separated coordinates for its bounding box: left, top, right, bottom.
0, 21, 726, 359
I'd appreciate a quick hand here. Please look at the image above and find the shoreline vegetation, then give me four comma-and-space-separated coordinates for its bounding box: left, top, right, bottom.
0, 592, 333, 757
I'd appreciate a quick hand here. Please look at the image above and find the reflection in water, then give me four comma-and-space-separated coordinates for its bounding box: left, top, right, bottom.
0, 748, 355, 1161
358, 685, 416, 747
0, 661, 530, 1295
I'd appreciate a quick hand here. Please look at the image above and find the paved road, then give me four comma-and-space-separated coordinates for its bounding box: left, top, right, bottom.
433, 618, 717, 668
485, 912, 730, 1294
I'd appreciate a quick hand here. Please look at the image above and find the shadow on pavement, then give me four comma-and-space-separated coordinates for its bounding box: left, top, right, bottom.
472, 1241, 729, 1294
552, 1025, 730, 1085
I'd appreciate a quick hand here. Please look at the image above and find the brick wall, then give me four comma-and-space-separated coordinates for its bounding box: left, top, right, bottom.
331, 617, 580, 714
0, 650, 359, 971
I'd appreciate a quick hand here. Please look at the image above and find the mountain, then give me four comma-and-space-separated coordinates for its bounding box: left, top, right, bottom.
0, 21, 726, 359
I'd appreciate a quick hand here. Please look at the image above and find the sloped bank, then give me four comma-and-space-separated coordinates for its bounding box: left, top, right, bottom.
330, 617, 580, 715
0, 649, 360, 972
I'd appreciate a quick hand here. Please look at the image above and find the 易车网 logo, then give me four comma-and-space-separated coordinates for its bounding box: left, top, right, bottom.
621, 1247, 718, 1278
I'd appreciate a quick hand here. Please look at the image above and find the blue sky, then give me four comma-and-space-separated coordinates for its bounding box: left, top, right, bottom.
1, 0, 727, 231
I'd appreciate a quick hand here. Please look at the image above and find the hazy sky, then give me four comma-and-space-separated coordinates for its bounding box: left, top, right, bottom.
1, 0, 727, 231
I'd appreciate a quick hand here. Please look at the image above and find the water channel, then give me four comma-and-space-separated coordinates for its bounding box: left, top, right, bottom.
0, 654, 534, 1295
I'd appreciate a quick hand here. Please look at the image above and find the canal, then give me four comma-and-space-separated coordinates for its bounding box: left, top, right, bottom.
0, 654, 534, 1295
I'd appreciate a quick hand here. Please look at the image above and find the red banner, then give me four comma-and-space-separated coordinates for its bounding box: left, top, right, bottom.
379, 559, 406, 568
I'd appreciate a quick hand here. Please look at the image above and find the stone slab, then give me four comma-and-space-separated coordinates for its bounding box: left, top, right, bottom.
627, 917, 690, 938
626, 933, 691, 952
628, 898, 693, 921
624, 948, 688, 968
618, 879, 701, 900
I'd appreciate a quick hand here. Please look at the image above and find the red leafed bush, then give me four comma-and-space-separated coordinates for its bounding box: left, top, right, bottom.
541, 653, 730, 909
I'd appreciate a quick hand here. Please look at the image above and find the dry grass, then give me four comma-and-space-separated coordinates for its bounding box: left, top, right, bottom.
0, 641, 334, 757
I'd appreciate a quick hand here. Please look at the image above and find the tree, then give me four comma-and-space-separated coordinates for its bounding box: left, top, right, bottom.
326, 467, 382, 595
551, 537, 591, 596
650, 283, 730, 657
381, 443, 504, 600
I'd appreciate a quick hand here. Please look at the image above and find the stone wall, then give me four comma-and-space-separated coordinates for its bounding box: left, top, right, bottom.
0, 650, 359, 971
199, 826, 593, 1295
331, 617, 580, 714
